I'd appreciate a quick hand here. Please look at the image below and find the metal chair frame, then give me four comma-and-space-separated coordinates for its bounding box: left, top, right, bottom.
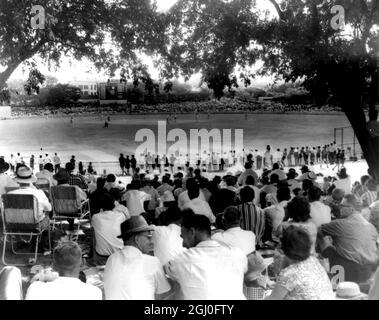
1, 194, 51, 266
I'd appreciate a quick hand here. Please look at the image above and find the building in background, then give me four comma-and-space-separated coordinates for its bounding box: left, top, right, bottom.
69, 80, 98, 100
98, 79, 127, 105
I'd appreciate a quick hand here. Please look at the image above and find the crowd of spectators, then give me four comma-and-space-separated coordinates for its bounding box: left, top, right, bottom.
0, 149, 379, 300
9, 99, 342, 119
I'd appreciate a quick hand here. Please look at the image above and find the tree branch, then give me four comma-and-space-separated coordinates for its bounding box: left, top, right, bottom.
268, 0, 285, 21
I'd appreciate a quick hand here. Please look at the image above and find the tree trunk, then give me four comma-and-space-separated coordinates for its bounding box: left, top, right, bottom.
329, 61, 379, 180
0, 61, 21, 91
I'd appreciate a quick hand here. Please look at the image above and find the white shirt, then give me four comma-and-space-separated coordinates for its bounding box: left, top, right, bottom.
165, 240, 247, 300
25, 277, 102, 300
122, 190, 151, 216
333, 177, 352, 194
92, 210, 127, 256
103, 246, 171, 300
9, 187, 51, 222
264, 201, 288, 240
0, 173, 18, 196
212, 227, 256, 255
310, 201, 332, 227
36, 170, 57, 186
182, 198, 216, 223
152, 224, 186, 266
177, 190, 205, 210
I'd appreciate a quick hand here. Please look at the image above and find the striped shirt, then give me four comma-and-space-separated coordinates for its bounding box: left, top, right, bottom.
69, 173, 88, 190
362, 191, 378, 207
237, 202, 265, 245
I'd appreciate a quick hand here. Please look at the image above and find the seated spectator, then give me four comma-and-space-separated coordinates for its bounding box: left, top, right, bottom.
209, 177, 237, 215
65, 162, 88, 190
26, 242, 102, 300
308, 186, 331, 227
89, 177, 107, 216
91, 194, 128, 263
276, 196, 317, 255
237, 187, 265, 246
237, 162, 259, 186
152, 207, 186, 266
9, 166, 51, 253
156, 175, 174, 197
164, 213, 247, 300
122, 180, 151, 217
260, 174, 279, 208
0, 158, 19, 196
177, 178, 206, 210
264, 187, 291, 243
155, 191, 177, 221
332, 168, 352, 195
269, 163, 287, 182
103, 216, 171, 300
36, 163, 57, 187
236, 176, 260, 206
369, 201, 379, 234
319, 194, 379, 283
53, 169, 87, 231
324, 188, 345, 219
103, 174, 125, 192
140, 179, 160, 217
361, 179, 378, 208
266, 226, 334, 300
212, 206, 256, 255
182, 179, 215, 224
286, 169, 301, 192
172, 179, 185, 198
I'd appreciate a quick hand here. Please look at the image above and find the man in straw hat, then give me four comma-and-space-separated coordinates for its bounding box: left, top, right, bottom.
103, 216, 171, 300
164, 212, 248, 300
319, 194, 379, 283
0, 157, 18, 196
9, 166, 52, 255
9, 166, 51, 223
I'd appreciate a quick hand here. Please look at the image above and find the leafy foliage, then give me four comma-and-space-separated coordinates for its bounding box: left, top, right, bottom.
24, 69, 45, 95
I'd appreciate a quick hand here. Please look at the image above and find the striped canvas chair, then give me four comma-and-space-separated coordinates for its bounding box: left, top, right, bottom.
1, 194, 51, 266
50, 186, 90, 242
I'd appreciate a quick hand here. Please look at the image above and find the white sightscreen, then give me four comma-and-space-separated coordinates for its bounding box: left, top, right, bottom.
0, 106, 11, 119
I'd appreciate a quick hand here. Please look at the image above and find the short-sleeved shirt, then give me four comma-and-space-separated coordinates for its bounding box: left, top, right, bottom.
152, 224, 186, 266
122, 190, 151, 216
25, 277, 102, 300
320, 214, 379, 265
212, 227, 256, 255
276, 257, 334, 300
103, 246, 171, 300
91, 210, 127, 256
310, 201, 331, 227
165, 240, 247, 300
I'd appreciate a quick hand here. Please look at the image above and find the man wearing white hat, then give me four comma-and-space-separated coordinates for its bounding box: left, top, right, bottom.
9, 166, 51, 223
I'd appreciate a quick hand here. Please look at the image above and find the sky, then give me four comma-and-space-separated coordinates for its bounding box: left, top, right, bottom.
6, 0, 278, 89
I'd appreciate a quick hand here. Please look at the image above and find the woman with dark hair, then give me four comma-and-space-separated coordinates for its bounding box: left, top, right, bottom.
266, 226, 334, 300
276, 196, 318, 255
